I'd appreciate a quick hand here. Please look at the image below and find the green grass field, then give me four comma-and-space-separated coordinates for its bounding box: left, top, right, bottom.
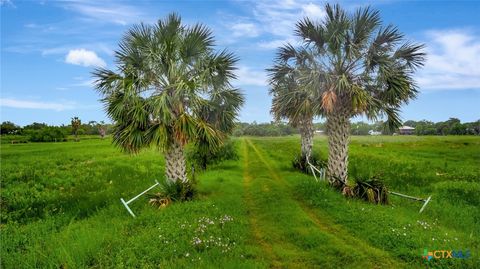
1, 136, 479, 268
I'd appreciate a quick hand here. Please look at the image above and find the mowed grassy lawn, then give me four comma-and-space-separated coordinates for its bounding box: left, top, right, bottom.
1, 136, 479, 268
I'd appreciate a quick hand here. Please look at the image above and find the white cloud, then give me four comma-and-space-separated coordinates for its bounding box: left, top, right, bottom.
257, 38, 299, 49
301, 3, 327, 19
0, 0, 15, 8
231, 23, 261, 38
42, 43, 113, 57
417, 30, 480, 90
63, 1, 149, 25
65, 49, 106, 68
245, 1, 326, 49
0, 98, 75, 111
71, 79, 95, 87
234, 66, 268, 86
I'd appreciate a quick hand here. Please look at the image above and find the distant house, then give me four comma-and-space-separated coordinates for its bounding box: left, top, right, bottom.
399, 126, 415, 135
315, 130, 325, 135
368, 130, 382, 135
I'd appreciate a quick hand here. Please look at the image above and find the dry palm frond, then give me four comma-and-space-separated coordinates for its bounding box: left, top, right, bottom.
353, 178, 389, 204
321, 90, 337, 113
148, 193, 172, 208
342, 185, 354, 197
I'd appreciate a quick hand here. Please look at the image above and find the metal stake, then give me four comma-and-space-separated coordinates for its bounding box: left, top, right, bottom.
120, 180, 161, 218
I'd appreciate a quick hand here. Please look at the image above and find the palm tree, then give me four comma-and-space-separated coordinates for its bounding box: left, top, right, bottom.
295, 4, 425, 187
93, 13, 242, 184
71, 117, 81, 142
268, 44, 322, 159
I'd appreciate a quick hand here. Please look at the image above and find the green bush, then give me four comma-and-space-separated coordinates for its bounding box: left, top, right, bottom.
27, 127, 67, 142
147, 179, 197, 209
291, 152, 326, 174
186, 139, 239, 170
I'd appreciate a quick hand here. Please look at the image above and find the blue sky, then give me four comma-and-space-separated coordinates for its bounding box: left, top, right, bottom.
1, 0, 479, 126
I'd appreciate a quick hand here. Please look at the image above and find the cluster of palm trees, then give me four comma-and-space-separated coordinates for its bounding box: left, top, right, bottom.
268, 4, 425, 189
94, 4, 424, 194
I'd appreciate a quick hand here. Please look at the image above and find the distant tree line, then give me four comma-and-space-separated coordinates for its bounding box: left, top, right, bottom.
0, 120, 112, 142
402, 118, 480, 135
1, 117, 478, 142
232, 118, 479, 137
232, 122, 298, 136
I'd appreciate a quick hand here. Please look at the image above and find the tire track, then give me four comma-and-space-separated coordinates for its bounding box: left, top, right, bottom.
241, 138, 282, 268
245, 138, 406, 268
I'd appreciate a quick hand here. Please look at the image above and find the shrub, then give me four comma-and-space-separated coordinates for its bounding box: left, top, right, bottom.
352, 178, 389, 204
27, 127, 67, 142
291, 152, 326, 174
148, 179, 197, 208
186, 139, 239, 170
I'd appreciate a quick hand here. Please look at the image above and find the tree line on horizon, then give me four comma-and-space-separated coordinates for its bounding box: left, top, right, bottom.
2, 117, 479, 141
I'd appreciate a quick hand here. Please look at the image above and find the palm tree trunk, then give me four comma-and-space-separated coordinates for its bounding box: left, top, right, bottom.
299, 118, 314, 159
165, 141, 188, 183
326, 112, 350, 187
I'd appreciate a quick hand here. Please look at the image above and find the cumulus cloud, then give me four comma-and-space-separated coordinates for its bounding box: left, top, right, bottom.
0, 98, 75, 111
301, 3, 327, 19
234, 66, 268, 86
231, 23, 261, 38
417, 30, 480, 90
65, 49, 106, 68
248, 0, 326, 49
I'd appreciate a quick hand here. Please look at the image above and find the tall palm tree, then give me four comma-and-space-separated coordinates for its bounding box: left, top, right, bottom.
71, 117, 81, 142
268, 44, 322, 159
295, 4, 425, 187
93, 13, 242, 184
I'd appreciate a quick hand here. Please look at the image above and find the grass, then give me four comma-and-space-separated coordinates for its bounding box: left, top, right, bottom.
1, 135, 479, 268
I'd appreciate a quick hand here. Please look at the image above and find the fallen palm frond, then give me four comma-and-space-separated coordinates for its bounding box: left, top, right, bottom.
148, 194, 172, 208
353, 178, 389, 204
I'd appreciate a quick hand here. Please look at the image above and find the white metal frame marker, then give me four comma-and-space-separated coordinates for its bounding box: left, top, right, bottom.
307, 159, 326, 182
387, 192, 432, 213
306, 160, 432, 213
120, 180, 161, 218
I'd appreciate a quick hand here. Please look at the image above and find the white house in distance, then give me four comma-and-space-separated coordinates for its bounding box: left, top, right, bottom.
368, 130, 382, 135
399, 126, 415, 135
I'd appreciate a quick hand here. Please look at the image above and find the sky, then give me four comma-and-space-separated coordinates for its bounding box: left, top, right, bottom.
1, 0, 479, 126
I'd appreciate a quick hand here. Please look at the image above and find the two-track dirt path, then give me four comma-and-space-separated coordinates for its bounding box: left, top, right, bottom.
241, 138, 406, 268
